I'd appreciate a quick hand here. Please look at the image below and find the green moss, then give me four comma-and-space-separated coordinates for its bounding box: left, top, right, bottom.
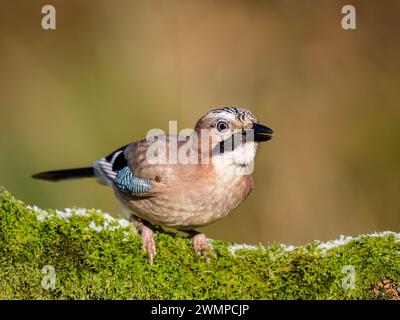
0, 186, 399, 299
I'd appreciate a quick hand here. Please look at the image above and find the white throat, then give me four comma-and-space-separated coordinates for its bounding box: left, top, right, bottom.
212, 142, 257, 177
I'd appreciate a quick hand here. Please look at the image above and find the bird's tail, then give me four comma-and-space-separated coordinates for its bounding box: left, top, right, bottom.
32, 167, 95, 182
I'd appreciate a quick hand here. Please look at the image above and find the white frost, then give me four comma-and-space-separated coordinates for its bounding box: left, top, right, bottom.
118, 219, 130, 228
228, 244, 261, 257
282, 244, 296, 252
28, 204, 132, 232
88, 221, 103, 232
317, 231, 400, 252
317, 235, 354, 250
227, 231, 400, 257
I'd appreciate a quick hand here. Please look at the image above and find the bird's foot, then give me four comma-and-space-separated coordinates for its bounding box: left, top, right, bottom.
140, 226, 156, 265
128, 215, 157, 265
192, 233, 212, 262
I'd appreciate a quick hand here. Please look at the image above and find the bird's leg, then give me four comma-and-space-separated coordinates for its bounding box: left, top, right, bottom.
129, 216, 156, 265
187, 230, 212, 262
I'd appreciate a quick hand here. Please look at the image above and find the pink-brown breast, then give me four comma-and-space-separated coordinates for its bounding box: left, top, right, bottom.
114, 137, 254, 229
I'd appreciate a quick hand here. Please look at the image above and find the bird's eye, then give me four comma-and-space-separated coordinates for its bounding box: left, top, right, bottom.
216, 121, 229, 132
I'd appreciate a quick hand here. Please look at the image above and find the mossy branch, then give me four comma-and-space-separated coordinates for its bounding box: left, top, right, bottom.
0, 186, 399, 299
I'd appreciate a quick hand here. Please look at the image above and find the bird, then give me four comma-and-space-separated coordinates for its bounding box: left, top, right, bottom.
33, 107, 273, 264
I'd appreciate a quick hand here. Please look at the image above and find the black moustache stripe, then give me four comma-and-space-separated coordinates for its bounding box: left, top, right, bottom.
213, 132, 247, 155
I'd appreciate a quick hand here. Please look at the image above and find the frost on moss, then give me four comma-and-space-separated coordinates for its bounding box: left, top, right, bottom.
0, 186, 399, 299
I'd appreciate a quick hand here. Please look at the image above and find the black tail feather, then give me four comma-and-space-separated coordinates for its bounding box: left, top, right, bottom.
32, 167, 95, 182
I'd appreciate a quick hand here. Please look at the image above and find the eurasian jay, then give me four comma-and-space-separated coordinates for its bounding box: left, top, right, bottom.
33, 107, 273, 264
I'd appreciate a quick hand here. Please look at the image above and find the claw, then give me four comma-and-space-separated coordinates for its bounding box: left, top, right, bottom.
192, 233, 212, 262
128, 215, 157, 265
141, 226, 156, 265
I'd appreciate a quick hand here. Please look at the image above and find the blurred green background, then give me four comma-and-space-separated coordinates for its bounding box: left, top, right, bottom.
0, 0, 399, 246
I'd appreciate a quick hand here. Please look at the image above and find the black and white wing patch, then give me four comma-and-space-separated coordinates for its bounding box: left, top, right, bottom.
93, 145, 127, 186
93, 144, 152, 195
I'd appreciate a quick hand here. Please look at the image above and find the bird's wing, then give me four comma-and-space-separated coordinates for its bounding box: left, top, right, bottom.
123, 134, 189, 181
99, 135, 193, 196
93, 142, 153, 196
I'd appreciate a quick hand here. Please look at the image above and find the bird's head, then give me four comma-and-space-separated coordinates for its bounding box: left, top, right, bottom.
194, 107, 273, 167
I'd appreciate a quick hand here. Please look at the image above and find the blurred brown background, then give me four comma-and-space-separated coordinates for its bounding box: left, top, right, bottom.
0, 0, 399, 246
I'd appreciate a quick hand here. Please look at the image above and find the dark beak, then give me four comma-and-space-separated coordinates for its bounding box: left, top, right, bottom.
252, 123, 273, 142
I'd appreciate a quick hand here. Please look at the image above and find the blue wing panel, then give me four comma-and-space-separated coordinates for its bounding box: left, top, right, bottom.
115, 166, 152, 194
